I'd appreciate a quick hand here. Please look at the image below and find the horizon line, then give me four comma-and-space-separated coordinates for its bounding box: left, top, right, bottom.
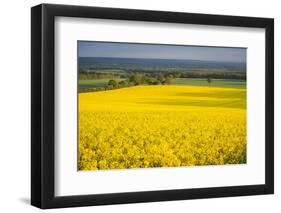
78, 56, 246, 64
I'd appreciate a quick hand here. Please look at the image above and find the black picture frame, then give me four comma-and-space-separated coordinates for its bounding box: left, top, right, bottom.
31, 3, 274, 209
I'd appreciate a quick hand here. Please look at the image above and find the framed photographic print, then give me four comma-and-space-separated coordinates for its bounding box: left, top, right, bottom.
31, 3, 274, 209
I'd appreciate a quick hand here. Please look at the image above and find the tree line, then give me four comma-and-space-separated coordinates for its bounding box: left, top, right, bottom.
78, 69, 245, 93
79, 71, 119, 80
79, 73, 175, 93
79, 69, 246, 81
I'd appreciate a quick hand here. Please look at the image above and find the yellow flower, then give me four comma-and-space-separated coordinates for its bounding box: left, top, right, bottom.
78, 85, 246, 170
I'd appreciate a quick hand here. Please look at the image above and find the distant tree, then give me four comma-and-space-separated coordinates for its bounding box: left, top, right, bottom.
163, 77, 173, 85
173, 71, 181, 78
207, 77, 212, 86
164, 73, 174, 79
157, 75, 165, 84
152, 80, 161, 85
144, 77, 156, 85
108, 79, 117, 87
105, 85, 113, 90
129, 74, 143, 85
118, 80, 128, 87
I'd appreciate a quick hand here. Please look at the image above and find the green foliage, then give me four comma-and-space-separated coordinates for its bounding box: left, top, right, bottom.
173, 78, 246, 89
78, 69, 246, 93
157, 75, 165, 84
79, 72, 119, 80
129, 74, 144, 85
163, 77, 173, 85
108, 79, 118, 87
118, 79, 129, 87
207, 77, 212, 85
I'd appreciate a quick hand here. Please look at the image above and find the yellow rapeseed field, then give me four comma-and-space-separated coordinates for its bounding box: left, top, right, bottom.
78, 85, 246, 170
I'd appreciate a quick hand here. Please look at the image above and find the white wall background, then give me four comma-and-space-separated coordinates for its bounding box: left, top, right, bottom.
0, 0, 279, 212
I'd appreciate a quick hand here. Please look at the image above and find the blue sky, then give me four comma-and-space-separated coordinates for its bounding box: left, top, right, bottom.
78, 41, 246, 63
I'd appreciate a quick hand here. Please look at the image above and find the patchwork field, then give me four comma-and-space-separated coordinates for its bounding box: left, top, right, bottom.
78, 85, 246, 170
78, 78, 125, 91
173, 78, 246, 89
78, 78, 246, 92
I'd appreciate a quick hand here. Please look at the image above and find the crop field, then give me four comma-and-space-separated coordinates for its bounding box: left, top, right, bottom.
78, 79, 125, 90
78, 78, 246, 93
173, 78, 246, 89
78, 85, 246, 170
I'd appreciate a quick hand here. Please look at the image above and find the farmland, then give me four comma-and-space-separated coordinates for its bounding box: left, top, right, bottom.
173, 78, 246, 89
78, 85, 246, 170
78, 78, 246, 92
78, 79, 125, 92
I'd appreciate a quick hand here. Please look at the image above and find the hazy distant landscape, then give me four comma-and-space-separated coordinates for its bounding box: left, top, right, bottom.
78, 57, 246, 92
